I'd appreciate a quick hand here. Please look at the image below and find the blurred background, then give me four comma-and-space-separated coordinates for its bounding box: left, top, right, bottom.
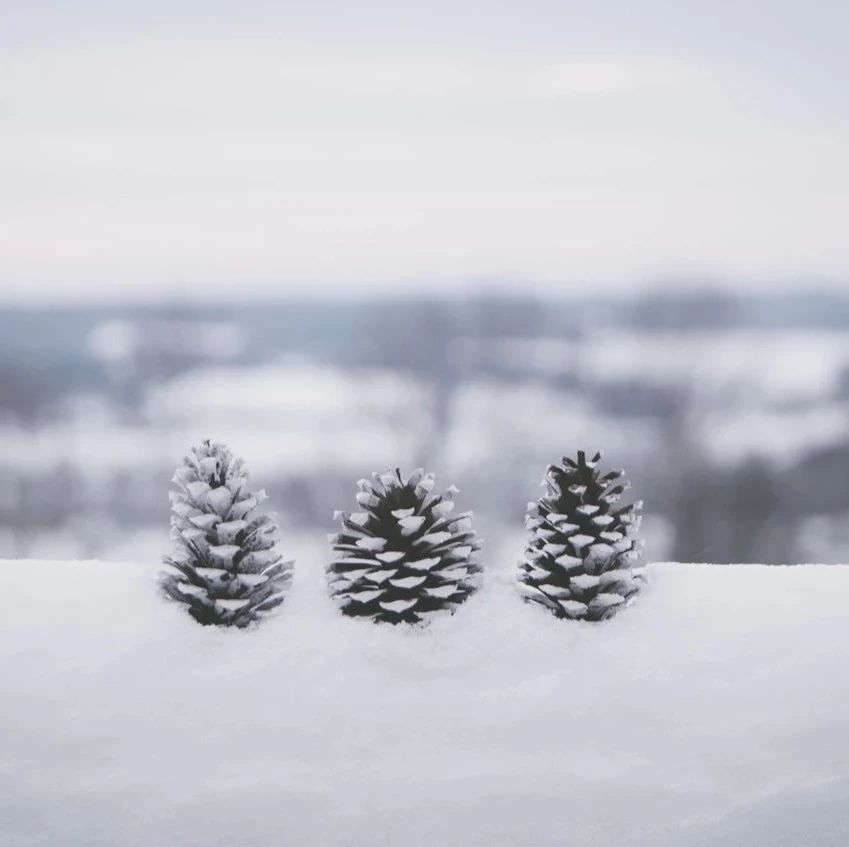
2, 2, 848, 564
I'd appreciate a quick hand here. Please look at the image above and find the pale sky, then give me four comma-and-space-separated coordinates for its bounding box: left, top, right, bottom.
1, 1, 848, 302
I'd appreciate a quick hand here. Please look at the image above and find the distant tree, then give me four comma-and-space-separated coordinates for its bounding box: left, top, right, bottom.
0, 362, 55, 424
161, 440, 293, 627
327, 468, 482, 624
518, 451, 644, 620
669, 457, 792, 563
630, 288, 743, 330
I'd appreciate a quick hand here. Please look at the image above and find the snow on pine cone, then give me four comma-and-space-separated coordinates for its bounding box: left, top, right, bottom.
517, 450, 644, 621
327, 468, 483, 624
161, 440, 293, 627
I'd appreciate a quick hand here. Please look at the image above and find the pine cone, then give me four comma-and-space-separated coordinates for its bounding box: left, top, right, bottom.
327, 468, 482, 624
517, 450, 644, 620
161, 440, 293, 627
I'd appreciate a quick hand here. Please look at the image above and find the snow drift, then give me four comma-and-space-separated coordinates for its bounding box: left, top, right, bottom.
1, 557, 848, 846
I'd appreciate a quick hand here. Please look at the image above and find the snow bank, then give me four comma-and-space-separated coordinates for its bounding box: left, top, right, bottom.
1, 557, 848, 847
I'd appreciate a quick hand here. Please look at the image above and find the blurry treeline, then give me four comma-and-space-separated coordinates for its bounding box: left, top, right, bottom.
2, 289, 849, 564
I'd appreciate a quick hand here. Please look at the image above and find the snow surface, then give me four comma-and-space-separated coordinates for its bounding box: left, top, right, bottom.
2, 556, 849, 847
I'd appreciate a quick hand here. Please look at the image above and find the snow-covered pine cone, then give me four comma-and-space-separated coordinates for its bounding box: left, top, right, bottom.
517, 450, 644, 621
327, 468, 483, 624
161, 440, 293, 627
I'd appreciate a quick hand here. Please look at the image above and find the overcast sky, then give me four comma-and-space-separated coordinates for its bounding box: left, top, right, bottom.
1, 1, 847, 302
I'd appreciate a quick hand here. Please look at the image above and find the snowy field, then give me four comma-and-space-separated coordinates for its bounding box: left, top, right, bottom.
2, 554, 849, 847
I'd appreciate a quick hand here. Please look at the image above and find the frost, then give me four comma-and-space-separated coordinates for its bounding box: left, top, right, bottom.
356, 537, 388, 551
570, 574, 600, 591
331, 567, 370, 581
197, 457, 218, 478
560, 599, 588, 617
216, 519, 247, 539
374, 551, 404, 564
189, 514, 219, 530
417, 474, 436, 493
206, 487, 233, 516
237, 573, 268, 588
379, 598, 418, 613
537, 583, 571, 598
406, 557, 442, 571
415, 532, 452, 546
186, 480, 211, 500
431, 501, 455, 518
398, 516, 426, 535
517, 582, 550, 601
355, 491, 379, 508
599, 569, 637, 590
216, 598, 250, 612
388, 575, 427, 589
554, 553, 584, 571
569, 534, 595, 551
194, 566, 228, 580
362, 569, 399, 585
176, 583, 207, 598
346, 589, 386, 604
239, 549, 279, 569
208, 544, 241, 562
229, 496, 259, 519
586, 543, 615, 564
589, 592, 625, 610
546, 512, 571, 524
424, 584, 458, 599
349, 512, 371, 526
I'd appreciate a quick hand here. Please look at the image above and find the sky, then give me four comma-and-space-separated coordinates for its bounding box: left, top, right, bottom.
1, 1, 848, 302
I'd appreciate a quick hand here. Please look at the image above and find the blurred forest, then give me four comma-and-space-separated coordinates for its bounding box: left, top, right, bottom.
2, 289, 849, 565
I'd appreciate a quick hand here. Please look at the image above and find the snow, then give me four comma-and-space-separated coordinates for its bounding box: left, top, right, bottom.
0, 364, 430, 478
491, 330, 849, 401
2, 556, 849, 846
87, 319, 245, 364
2, 341, 846, 499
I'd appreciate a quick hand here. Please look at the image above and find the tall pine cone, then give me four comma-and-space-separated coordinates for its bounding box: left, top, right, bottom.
161, 440, 293, 627
327, 468, 482, 624
517, 450, 644, 621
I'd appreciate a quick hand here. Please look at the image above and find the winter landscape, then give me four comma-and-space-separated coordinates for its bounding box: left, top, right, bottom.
3, 293, 849, 845
4, 1, 849, 844
3, 292, 849, 567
